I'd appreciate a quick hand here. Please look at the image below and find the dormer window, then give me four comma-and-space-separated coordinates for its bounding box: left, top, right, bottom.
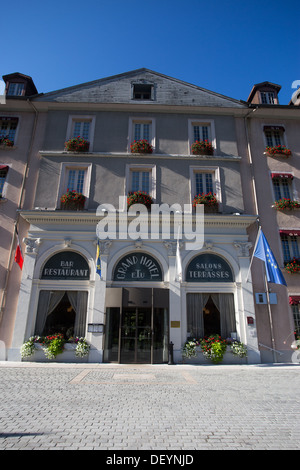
261, 91, 275, 104
133, 83, 153, 100
7, 83, 25, 96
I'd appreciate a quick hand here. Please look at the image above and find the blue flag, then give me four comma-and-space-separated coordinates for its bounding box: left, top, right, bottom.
96, 239, 101, 277
254, 230, 287, 286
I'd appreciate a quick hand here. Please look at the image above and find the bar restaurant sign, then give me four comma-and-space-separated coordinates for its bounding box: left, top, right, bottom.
41, 251, 90, 280
186, 253, 233, 282
113, 252, 162, 281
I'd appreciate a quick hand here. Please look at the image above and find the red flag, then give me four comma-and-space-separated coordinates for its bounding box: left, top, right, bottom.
15, 231, 24, 270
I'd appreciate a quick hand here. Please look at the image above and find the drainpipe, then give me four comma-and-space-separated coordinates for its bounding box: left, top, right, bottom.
0, 99, 38, 323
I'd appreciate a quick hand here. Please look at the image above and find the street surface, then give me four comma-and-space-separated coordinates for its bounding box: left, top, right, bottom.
0, 362, 299, 451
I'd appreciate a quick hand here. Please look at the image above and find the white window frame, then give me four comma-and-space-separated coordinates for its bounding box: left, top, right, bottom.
66, 115, 96, 151
0, 164, 10, 198
0, 116, 20, 144
188, 119, 216, 154
263, 124, 287, 148
260, 91, 275, 104
271, 173, 296, 201
189, 166, 221, 209
280, 234, 300, 263
123, 163, 156, 211
128, 117, 156, 152
57, 162, 92, 209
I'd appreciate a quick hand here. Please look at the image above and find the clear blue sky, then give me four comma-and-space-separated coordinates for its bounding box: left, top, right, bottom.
2, 0, 299, 104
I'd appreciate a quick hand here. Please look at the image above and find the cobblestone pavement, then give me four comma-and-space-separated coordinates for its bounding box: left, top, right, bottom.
0, 362, 300, 450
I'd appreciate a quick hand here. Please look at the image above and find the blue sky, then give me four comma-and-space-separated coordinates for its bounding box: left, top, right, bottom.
2, 0, 299, 104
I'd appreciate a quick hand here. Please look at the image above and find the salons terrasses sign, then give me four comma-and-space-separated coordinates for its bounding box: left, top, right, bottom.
186, 253, 233, 282
113, 252, 162, 281
41, 252, 90, 280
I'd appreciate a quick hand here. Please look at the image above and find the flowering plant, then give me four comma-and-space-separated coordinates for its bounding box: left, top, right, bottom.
20, 336, 41, 358
193, 193, 218, 207
127, 191, 153, 209
73, 337, 90, 357
230, 341, 247, 358
285, 258, 300, 274
191, 140, 214, 155
182, 340, 198, 358
60, 189, 86, 210
65, 136, 90, 152
265, 145, 291, 157
274, 198, 300, 210
42, 333, 65, 360
199, 335, 227, 363
0, 136, 14, 147
130, 139, 153, 154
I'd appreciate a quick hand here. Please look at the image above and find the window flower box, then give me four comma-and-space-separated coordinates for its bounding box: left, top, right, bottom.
64, 136, 90, 152
60, 190, 86, 210
192, 193, 218, 212
127, 191, 153, 209
182, 336, 247, 364
130, 139, 153, 154
265, 145, 291, 158
191, 140, 214, 156
0, 137, 14, 149
285, 258, 300, 274
273, 198, 300, 210
21, 335, 90, 362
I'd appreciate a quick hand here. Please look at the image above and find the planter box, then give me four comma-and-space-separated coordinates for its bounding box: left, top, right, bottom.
22, 343, 88, 363
60, 201, 85, 211
181, 346, 247, 365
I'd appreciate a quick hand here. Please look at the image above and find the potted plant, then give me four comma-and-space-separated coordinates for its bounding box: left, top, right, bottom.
285, 258, 300, 274
60, 189, 86, 210
265, 145, 291, 158
274, 198, 300, 210
193, 192, 218, 212
127, 191, 153, 209
130, 139, 153, 154
191, 140, 214, 155
65, 136, 90, 152
42, 333, 65, 360
199, 335, 227, 363
0, 136, 14, 147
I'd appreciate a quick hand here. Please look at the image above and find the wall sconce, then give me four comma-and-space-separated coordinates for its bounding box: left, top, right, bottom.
88, 323, 104, 333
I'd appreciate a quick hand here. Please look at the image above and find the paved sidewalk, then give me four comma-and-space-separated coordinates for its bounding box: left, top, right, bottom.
0, 362, 300, 450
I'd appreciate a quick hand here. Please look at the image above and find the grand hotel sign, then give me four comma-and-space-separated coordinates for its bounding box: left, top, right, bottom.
113, 253, 163, 281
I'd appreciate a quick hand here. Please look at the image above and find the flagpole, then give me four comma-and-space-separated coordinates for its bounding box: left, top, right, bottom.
264, 271, 277, 363
246, 224, 261, 283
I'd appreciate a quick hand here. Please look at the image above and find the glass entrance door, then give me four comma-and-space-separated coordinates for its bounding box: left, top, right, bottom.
121, 307, 151, 363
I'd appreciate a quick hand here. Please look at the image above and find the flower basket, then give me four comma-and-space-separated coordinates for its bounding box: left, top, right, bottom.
274, 198, 300, 210
193, 193, 218, 212
265, 145, 291, 158
285, 258, 300, 274
127, 191, 153, 209
0, 136, 14, 147
130, 139, 153, 154
60, 190, 86, 210
191, 140, 214, 155
64, 136, 90, 152
182, 335, 247, 364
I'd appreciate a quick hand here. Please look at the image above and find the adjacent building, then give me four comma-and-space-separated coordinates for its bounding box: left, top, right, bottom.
0, 69, 299, 364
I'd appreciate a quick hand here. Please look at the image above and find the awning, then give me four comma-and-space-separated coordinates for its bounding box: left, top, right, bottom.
0, 165, 8, 171
280, 229, 300, 237
289, 296, 300, 305
0, 117, 19, 122
271, 172, 293, 179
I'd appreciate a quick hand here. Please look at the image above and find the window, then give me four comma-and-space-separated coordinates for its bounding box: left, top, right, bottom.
125, 163, 156, 210
128, 118, 155, 150
190, 166, 221, 208
0, 117, 18, 143
281, 235, 300, 263
0, 165, 9, 197
188, 119, 216, 154
261, 92, 275, 104
66, 115, 95, 150
263, 125, 285, 147
291, 304, 300, 336
57, 163, 92, 209
7, 83, 24, 96
272, 177, 292, 200
132, 84, 153, 100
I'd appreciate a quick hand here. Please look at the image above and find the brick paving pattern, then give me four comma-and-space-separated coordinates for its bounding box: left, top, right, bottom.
0, 362, 299, 450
